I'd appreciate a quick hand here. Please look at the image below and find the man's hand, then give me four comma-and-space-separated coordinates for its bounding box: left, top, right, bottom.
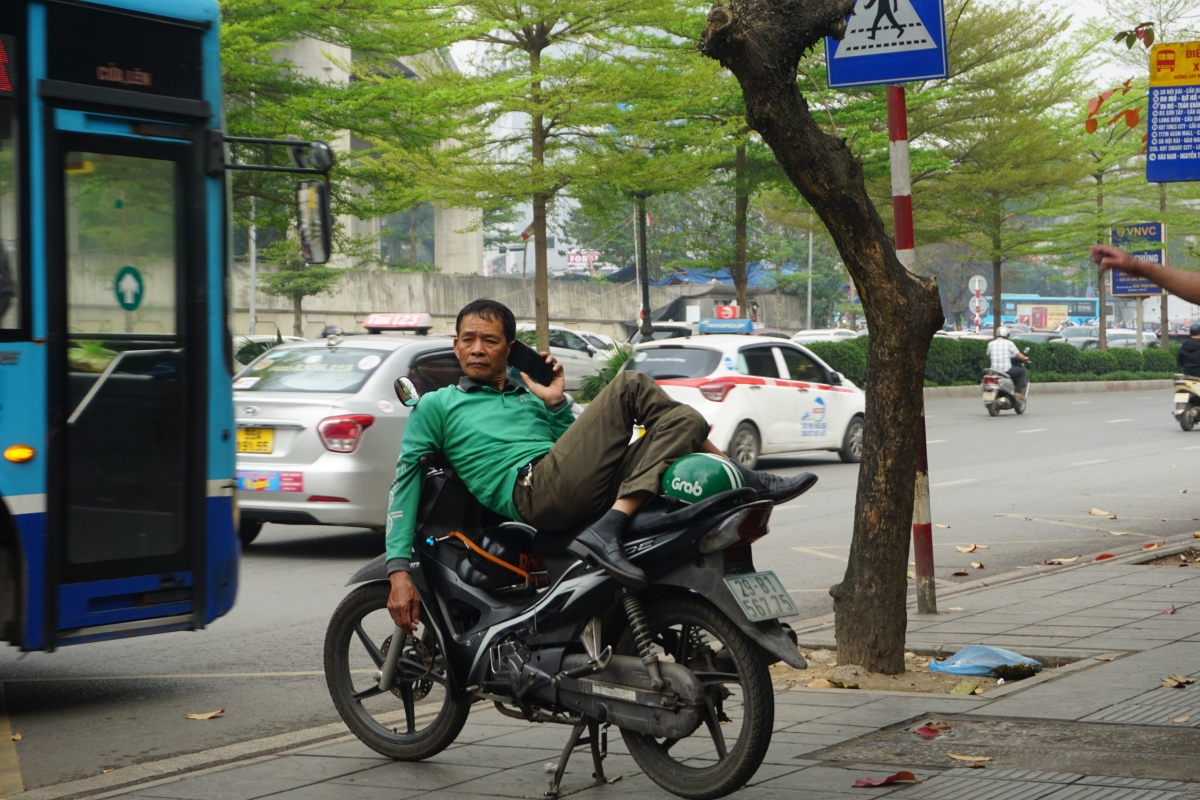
1090, 244, 1154, 277
387, 571, 420, 633
520, 350, 566, 407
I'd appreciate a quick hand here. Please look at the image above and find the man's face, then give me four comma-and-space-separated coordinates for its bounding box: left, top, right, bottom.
455, 313, 511, 384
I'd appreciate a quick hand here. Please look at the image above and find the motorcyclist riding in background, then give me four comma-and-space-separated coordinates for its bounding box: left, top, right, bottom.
1178, 322, 1200, 378
987, 326, 1029, 399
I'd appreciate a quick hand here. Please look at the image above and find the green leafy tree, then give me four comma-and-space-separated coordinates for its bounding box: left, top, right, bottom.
259, 241, 344, 336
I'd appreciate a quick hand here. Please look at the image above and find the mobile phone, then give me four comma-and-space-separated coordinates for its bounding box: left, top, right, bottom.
508, 340, 556, 386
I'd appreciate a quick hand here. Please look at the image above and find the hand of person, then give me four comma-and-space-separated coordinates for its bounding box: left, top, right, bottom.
520, 350, 566, 407
387, 571, 420, 634
1090, 244, 1152, 277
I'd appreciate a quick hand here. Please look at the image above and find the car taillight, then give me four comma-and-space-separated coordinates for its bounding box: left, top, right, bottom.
699, 382, 735, 402
698, 505, 773, 553
317, 414, 374, 453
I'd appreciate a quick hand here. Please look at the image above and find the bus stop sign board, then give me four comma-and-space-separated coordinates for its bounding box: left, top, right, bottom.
825, 0, 948, 88
1110, 223, 1165, 296
1147, 42, 1200, 183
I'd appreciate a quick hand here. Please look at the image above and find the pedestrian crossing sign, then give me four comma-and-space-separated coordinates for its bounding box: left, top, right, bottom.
825, 0, 948, 89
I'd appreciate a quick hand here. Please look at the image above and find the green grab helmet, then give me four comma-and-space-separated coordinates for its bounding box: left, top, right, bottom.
662, 453, 744, 503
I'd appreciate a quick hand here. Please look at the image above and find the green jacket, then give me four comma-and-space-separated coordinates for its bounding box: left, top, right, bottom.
385, 376, 573, 568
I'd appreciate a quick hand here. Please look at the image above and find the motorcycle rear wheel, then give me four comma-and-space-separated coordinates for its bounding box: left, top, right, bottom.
617, 593, 772, 800
986, 402, 1000, 417
1182, 408, 1196, 432
324, 582, 470, 760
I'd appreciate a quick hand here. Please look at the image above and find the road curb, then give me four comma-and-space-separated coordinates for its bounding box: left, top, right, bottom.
787, 532, 1200, 641
924, 379, 1172, 399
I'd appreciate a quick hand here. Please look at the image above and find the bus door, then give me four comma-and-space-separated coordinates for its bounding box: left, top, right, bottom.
44, 112, 208, 648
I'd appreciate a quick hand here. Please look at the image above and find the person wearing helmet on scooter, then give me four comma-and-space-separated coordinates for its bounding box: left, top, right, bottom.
1178, 322, 1200, 378
987, 326, 1029, 398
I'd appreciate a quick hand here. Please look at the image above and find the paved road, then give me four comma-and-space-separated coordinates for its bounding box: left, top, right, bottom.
3, 390, 1198, 791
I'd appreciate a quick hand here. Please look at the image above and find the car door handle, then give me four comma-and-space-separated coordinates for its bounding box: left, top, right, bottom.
796, 387, 808, 393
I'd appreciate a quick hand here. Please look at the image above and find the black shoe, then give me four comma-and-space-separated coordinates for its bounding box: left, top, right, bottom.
734, 466, 818, 505
568, 523, 648, 589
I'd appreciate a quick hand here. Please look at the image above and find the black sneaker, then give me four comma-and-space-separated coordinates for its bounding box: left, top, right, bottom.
567, 524, 648, 589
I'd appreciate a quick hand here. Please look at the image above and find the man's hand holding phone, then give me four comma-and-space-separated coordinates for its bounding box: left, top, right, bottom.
509, 340, 566, 407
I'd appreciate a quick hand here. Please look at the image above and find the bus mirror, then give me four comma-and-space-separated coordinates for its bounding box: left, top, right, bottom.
296, 180, 332, 265
394, 377, 421, 407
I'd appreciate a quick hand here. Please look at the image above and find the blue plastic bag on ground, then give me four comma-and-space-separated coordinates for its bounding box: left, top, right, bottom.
928, 645, 1043, 677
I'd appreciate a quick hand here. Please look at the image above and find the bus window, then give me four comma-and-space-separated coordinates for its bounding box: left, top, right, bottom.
0, 95, 19, 330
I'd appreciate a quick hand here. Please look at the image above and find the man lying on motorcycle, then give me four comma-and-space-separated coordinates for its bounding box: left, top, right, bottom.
986, 326, 1029, 398
385, 299, 815, 632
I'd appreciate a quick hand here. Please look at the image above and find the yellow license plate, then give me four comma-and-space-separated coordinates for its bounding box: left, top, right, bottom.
237, 427, 274, 454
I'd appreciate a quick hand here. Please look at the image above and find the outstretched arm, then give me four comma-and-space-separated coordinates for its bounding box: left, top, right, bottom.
1090, 245, 1200, 305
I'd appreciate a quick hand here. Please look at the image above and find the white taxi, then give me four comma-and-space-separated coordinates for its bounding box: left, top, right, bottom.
625, 334, 865, 468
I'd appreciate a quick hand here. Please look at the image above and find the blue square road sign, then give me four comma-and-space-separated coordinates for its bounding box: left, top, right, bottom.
825, 0, 948, 89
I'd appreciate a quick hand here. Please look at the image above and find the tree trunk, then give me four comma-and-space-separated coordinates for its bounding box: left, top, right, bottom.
991, 252, 1002, 338
530, 48, 550, 351
733, 144, 749, 317
292, 290, 304, 337
701, 0, 943, 674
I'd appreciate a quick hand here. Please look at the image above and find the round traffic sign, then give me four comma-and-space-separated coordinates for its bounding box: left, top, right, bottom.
968, 275, 987, 293
114, 266, 144, 312
968, 295, 988, 315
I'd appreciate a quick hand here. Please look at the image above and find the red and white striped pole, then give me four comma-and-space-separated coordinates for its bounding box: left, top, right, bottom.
888, 84, 936, 614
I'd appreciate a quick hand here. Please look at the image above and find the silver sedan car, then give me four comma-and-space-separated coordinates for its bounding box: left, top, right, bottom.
232, 335, 463, 545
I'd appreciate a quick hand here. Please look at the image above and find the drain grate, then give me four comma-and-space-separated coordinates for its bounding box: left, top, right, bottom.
892, 771, 1193, 800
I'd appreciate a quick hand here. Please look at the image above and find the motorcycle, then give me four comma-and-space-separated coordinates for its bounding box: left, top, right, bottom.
323, 378, 811, 800
1174, 374, 1200, 431
982, 353, 1030, 416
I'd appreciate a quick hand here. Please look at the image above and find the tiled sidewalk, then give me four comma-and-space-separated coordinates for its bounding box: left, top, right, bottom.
65, 559, 1200, 800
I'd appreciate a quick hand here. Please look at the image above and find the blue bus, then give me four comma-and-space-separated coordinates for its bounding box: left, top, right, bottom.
0, 0, 332, 651
995, 295, 1104, 328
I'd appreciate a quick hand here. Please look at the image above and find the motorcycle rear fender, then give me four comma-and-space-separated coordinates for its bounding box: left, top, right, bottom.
657, 555, 807, 670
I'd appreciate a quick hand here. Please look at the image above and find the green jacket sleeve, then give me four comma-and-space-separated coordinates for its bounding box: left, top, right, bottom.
385, 395, 446, 562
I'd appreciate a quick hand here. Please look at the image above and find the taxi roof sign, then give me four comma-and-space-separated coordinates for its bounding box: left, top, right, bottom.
363, 312, 434, 334
698, 318, 755, 334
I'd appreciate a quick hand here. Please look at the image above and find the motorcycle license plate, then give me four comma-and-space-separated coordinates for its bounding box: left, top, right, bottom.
724, 571, 797, 622
1176, 393, 1189, 404
983, 389, 996, 400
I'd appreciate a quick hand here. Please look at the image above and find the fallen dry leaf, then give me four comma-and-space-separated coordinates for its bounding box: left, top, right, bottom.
102, 768, 114, 774
1055, 556, 1081, 563
806, 679, 833, 689
184, 709, 225, 721
925, 721, 953, 733
915, 726, 943, 738
1089, 508, 1111, 516
935, 524, 951, 529
948, 753, 992, 762
1174, 716, 1192, 724
971, 562, 985, 569
1193, 532, 1200, 539
1143, 543, 1160, 551
907, 571, 915, 580
1094, 655, 1116, 662
955, 544, 977, 553
951, 571, 969, 577
1162, 674, 1195, 688
948, 607, 967, 612
1164, 605, 1177, 615
853, 771, 920, 787
1095, 553, 1115, 561
1171, 674, 1194, 684
1110, 531, 1131, 536
11, 733, 20, 741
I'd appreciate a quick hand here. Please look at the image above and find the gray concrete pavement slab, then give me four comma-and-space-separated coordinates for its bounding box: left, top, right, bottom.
423, 741, 564, 769
127, 774, 314, 800
247, 784, 425, 800
295, 739, 391, 760
774, 688, 880, 707
326, 761, 500, 791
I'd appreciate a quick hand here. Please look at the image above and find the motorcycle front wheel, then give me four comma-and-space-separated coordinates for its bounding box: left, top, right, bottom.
617, 593, 772, 800
1182, 407, 1196, 432
324, 582, 470, 760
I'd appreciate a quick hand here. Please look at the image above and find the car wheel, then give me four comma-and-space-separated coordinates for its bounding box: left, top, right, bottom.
728, 423, 760, 470
838, 416, 864, 463
239, 519, 263, 547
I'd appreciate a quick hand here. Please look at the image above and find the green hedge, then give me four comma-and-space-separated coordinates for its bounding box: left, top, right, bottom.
803, 337, 1180, 387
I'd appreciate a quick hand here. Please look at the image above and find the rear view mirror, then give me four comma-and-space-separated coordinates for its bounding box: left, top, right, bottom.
828, 371, 842, 385
1022, 347, 1030, 354
394, 377, 420, 407
296, 180, 332, 264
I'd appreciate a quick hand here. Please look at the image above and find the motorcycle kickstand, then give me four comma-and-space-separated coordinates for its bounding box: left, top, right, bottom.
545, 720, 609, 798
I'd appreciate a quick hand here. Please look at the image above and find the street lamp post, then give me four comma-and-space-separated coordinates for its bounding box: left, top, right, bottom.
633, 190, 653, 338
